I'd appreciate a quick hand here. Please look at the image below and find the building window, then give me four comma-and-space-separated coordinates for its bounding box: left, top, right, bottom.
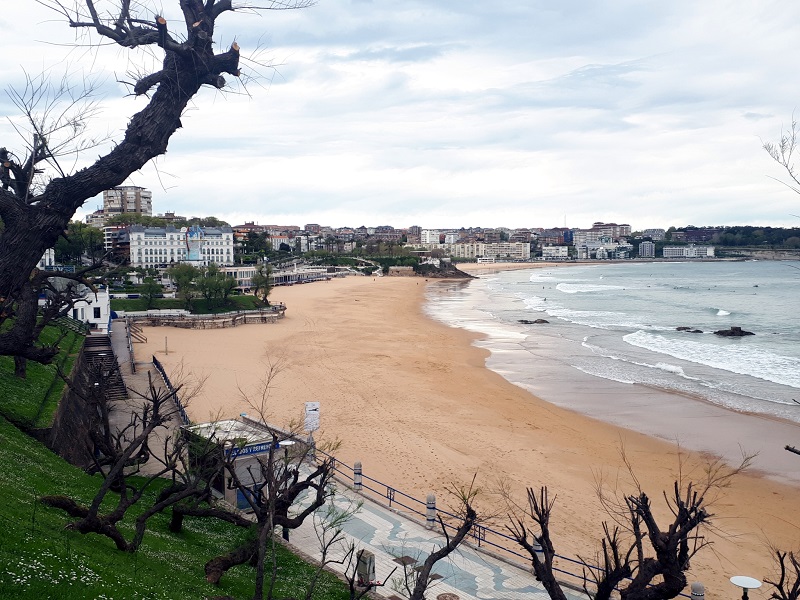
93, 307, 101, 319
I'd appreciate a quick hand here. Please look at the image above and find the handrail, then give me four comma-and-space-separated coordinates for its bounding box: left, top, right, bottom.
312, 445, 693, 599
125, 319, 136, 373
151, 355, 190, 425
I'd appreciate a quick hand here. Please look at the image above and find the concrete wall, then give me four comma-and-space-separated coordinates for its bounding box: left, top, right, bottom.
31, 345, 97, 469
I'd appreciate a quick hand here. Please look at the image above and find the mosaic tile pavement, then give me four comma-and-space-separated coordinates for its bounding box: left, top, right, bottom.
289, 481, 584, 600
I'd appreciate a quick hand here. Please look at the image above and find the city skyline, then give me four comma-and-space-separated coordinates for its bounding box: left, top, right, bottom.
3, 2, 800, 230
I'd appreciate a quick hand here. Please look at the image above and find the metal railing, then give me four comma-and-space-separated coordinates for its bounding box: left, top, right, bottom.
312, 446, 693, 599
151, 355, 190, 425
125, 320, 136, 373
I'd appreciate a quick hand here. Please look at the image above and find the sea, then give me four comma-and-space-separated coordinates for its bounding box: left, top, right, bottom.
425, 260, 800, 432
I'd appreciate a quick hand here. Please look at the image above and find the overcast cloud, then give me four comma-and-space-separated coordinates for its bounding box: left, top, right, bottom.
2, 1, 800, 230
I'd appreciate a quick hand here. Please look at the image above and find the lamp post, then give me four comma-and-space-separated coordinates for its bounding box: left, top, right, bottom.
278, 440, 296, 542
730, 576, 762, 600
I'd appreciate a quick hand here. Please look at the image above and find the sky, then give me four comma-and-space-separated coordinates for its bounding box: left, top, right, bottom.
2, 1, 800, 231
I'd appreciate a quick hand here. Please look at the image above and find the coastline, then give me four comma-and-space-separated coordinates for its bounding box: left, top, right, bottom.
433, 269, 800, 486
138, 274, 800, 598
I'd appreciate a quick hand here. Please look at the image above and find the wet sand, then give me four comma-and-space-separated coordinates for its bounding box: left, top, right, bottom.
138, 271, 800, 598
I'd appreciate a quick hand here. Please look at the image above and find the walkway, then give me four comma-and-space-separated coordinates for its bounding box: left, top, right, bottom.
289, 478, 584, 600
108, 320, 180, 477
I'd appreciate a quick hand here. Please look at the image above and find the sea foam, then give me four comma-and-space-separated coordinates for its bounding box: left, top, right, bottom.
623, 330, 800, 389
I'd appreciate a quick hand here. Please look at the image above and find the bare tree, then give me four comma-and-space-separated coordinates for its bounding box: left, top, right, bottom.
392, 477, 479, 600
506, 486, 570, 600
506, 449, 753, 600
765, 550, 800, 600
40, 367, 207, 551
303, 495, 396, 600
200, 431, 334, 600
0, 0, 312, 365
168, 353, 335, 600
764, 118, 800, 196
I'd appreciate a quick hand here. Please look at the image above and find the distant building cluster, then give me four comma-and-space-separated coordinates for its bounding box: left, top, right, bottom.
74, 186, 727, 269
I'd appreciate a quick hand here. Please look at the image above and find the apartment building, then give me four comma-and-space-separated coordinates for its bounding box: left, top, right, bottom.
420, 229, 440, 244
638, 241, 656, 258
104, 186, 152, 217
412, 242, 531, 261
642, 228, 666, 241
541, 245, 569, 259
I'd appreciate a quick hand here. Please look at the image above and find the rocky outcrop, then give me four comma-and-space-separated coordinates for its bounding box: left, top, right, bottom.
519, 319, 549, 324
713, 326, 754, 337
676, 326, 703, 333
417, 263, 475, 279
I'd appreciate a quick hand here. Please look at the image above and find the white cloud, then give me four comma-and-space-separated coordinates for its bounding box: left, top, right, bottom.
3, 0, 800, 230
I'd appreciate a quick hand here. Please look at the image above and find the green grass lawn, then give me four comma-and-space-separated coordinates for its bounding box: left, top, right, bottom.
0, 330, 350, 600
0, 416, 350, 600
0, 328, 81, 428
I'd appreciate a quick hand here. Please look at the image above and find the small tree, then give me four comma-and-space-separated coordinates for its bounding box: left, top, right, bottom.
168, 263, 199, 311
251, 263, 273, 304
392, 477, 480, 600
140, 277, 162, 310
303, 495, 398, 600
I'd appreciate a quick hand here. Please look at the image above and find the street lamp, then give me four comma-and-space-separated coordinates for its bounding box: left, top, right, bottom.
730, 576, 762, 600
278, 440, 296, 542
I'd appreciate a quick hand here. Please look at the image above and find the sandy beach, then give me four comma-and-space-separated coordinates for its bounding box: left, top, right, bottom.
138, 267, 799, 598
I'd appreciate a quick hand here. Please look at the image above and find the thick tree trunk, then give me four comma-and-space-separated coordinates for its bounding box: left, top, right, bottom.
169, 508, 185, 533
0, 3, 242, 365
14, 356, 26, 379
205, 538, 258, 585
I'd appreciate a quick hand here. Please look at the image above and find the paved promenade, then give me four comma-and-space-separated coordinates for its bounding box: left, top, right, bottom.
289, 479, 584, 600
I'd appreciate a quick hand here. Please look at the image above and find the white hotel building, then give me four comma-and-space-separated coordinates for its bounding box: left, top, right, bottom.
662, 244, 715, 258
128, 225, 235, 268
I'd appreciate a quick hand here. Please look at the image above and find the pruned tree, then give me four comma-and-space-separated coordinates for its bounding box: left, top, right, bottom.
0, 0, 312, 365
169, 351, 335, 600
392, 477, 480, 600
202, 431, 334, 600
765, 550, 800, 600
506, 486, 570, 600
40, 366, 209, 551
303, 494, 396, 600
506, 449, 753, 600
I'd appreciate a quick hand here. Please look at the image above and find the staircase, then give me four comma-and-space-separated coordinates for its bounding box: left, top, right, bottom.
127, 319, 147, 343
83, 336, 128, 401
54, 315, 90, 335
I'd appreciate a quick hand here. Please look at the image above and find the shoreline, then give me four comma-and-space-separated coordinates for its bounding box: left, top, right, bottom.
452, 262, 800, 485
138, 273, 800, 598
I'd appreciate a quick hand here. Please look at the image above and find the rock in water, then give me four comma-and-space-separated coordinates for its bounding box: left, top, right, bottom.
713, 326, 754, 337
